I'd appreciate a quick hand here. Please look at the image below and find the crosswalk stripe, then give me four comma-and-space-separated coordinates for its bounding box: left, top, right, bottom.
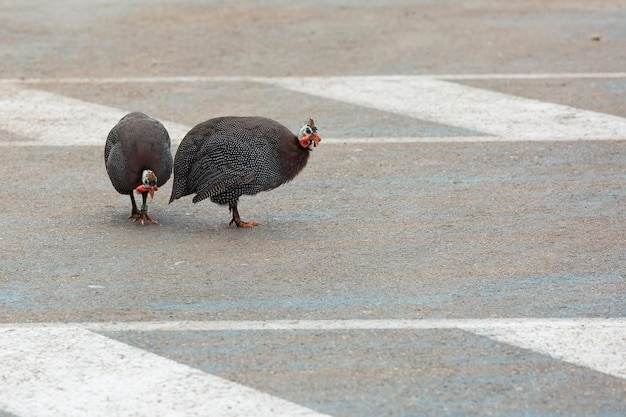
0, 83, 189, 146
2, 75, 626, 146
0, 326, 331, 417
2, 319, 624, 380
1, 72, 625, 84
468, 320, 626, 380
267, 76, 626, 141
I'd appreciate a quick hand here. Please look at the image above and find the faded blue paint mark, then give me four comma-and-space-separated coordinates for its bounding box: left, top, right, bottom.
2, 273, 624, 318
598, 80, 626, 95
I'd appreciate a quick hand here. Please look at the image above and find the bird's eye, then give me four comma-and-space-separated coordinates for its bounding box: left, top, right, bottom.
305, 126, 313, 135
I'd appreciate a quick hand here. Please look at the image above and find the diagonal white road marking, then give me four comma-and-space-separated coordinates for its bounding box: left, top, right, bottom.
0, 320, 623, 415
0, 326, 331, 417
1, 72, 626, 84
465, 320, 626, 381
266, 76, 626, 141
2, 319, 624, 379
2, 75, 626, 146
0, 83, 189, 146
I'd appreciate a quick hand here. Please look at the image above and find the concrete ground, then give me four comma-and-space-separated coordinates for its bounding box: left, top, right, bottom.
0, 1, 625, 416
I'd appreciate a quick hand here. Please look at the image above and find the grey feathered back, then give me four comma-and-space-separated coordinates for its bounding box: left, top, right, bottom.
169, 116, 310, 206
105, 112, 173, 194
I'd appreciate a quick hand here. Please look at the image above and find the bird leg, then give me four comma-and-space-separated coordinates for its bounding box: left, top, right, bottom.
129, 192, 158, 225
229, 203, 260, 228
129, 193, 141, 220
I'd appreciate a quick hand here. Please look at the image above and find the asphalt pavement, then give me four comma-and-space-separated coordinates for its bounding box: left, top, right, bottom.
0, 1, 625, 416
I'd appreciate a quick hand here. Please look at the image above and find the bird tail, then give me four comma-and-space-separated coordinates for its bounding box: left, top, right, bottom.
169, 184, 186, 203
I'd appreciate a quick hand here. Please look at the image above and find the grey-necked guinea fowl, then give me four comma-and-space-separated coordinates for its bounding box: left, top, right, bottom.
169, 116, 321, 227
105, 112, 173, 225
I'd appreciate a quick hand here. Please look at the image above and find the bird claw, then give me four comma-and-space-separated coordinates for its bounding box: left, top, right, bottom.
229, 218, 260, 228
228, 204, 259, 228
129, 210, 158, 225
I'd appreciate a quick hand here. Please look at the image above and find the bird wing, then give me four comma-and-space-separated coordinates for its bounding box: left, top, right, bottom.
192, 171, 257, 204
104, 126, 119, 163
186, 133, 260, 203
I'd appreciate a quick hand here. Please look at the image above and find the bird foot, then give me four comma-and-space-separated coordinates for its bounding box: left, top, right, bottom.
228, 204, 259, 228
229, 218, 260, 228
129, 210, 158, 225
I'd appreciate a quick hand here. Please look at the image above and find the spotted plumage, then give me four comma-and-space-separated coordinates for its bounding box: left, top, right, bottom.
169, 116, 321, 227
105, 112, 173, 225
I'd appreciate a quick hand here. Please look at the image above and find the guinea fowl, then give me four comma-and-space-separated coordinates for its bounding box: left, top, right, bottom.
105, 112, 173, 225
169, 116, 321, 227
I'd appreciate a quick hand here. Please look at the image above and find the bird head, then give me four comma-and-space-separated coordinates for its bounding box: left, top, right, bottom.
135, 169, 158, 199
298, 119, 322, 149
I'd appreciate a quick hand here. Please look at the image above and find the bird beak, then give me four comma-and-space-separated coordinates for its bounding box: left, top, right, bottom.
149, 187, 157, 199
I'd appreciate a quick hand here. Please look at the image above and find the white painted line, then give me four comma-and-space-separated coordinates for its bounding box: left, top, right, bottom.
90, 318, 625, 380
402, 72, 626, 80
310, 136, 498, 144
2, 72, 626, 84
467, 320, 626, 380
3, 318, 624, 379
266, 76, 626, 141
2, 318, 620, 332
43, 317, 619, 332
5, 319, 467, 331
0, 76, 256, 85
3, 77, 626, 146
321, 135, 589, 144
0, 326, 331, 417
0, 83, 189, 146
435, 72, 626, 80
0, 83, 495, 146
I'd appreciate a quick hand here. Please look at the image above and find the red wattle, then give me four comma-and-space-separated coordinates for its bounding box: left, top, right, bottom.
299, 136, 311, 148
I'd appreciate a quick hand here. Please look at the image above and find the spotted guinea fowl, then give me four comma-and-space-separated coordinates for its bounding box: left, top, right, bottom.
169, 116, 321, 227
105, 112, 173, 225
